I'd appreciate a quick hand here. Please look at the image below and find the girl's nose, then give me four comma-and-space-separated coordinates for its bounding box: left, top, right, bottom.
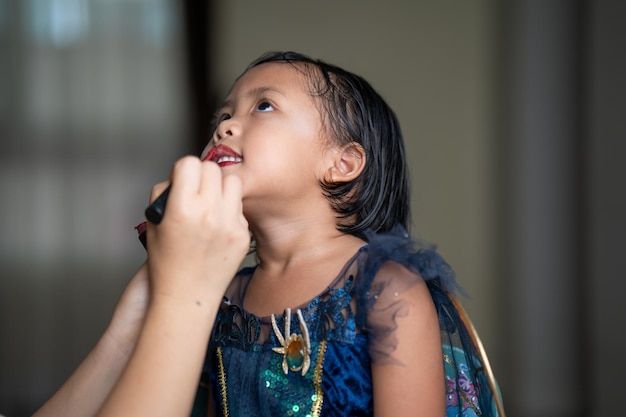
213, 127, 229, 143
213, 118, 239, 143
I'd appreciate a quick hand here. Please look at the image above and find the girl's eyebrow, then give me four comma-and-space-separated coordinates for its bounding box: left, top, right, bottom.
219, 86, 285, 110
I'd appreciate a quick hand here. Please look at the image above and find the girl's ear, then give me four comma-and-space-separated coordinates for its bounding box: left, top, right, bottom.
326, 142, 366, 184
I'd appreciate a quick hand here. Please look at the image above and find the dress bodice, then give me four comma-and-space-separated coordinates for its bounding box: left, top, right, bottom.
190, 227, 503, 417
205, 247, 374, 417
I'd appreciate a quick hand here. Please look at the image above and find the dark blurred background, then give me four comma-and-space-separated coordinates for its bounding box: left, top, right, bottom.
1, 1, 624, 416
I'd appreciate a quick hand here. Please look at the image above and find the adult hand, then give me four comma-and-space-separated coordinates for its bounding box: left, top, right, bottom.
146, 156, 250, 306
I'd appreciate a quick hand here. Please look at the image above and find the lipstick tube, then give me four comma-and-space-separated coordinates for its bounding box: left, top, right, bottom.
144, 185, 170, 224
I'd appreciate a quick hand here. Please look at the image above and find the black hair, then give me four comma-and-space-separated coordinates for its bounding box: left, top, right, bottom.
247, 51, 411, 240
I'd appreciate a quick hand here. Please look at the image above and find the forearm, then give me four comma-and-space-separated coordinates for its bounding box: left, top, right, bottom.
32, 330, 132, 417
95, 293, 219, 417
33, 264, 149, 417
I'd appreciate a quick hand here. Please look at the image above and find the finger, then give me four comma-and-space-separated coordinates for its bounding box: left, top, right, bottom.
222, 175, 245, 222
221, 174, 242, 199
169, 156, 202, 202
150, 181, 170, 204
199, 161, 222, 203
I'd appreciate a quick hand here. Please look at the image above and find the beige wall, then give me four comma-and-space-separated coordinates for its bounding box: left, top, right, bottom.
211, 0, 502, 367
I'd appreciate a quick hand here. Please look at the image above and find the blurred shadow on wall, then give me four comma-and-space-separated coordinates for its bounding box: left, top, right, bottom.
0, 0, 212, 414
496, 1, 626, 416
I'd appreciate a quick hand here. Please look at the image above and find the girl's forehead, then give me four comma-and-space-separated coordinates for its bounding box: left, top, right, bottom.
225, 62, 312, 101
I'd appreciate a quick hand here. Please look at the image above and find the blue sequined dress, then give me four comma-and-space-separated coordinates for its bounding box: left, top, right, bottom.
191, 227, 503, 417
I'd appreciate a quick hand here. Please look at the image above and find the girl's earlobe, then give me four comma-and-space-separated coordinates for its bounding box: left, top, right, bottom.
327, 142, 366, 184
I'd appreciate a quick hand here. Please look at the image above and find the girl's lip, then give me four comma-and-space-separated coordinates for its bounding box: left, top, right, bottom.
203, 144, 243, 166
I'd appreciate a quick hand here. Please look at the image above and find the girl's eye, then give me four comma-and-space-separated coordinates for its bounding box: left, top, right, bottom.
218, 113, 231, 122
256, 101, 274, 112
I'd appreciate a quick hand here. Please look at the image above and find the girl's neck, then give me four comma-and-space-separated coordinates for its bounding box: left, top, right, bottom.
242, 219, 366, 317
249, 218, 364, 275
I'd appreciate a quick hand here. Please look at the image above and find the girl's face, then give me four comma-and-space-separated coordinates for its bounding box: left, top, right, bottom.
201, 62, 332, 215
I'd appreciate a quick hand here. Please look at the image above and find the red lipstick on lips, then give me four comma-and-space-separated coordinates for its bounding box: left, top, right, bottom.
203, 144, 243, 167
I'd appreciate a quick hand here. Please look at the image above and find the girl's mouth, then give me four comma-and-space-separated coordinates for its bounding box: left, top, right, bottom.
203, 144, 243, 167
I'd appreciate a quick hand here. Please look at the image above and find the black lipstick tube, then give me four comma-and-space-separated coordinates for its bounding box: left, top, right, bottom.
144, 185, 170, 224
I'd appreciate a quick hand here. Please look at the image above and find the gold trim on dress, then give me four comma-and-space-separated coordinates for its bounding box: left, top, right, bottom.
216, 347, 229, 417
310, 340, 327, 417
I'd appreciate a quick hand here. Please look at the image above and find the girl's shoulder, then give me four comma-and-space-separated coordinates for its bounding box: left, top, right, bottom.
350, 226, 462, 360
354, 225, 459, 296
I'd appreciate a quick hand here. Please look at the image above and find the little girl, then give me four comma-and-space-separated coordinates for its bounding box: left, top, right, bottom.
33, 52, 503, 417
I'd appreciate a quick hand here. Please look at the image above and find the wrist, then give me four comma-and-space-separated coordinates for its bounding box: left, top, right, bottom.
148, 264, 233, 310
96, 290, 218, 417
148, 289, 223, 320
103, 317, 141, 361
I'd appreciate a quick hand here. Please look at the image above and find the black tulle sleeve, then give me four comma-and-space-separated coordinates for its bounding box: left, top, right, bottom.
354, 226, 504, 416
